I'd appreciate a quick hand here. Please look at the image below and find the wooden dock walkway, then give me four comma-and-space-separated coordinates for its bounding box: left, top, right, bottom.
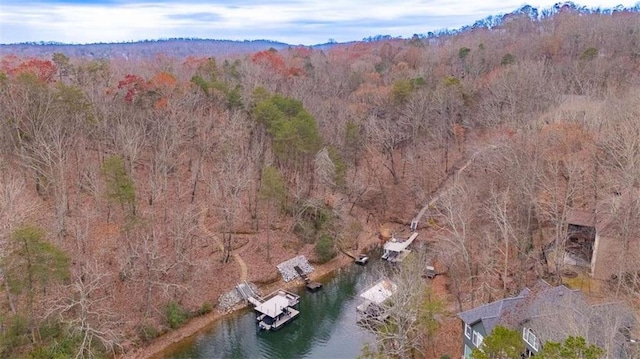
236, 281, 259, 303
294, 265, 323, 292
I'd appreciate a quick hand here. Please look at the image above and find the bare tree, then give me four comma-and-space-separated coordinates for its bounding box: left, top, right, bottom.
48, 264, 123, 359
365, 113, 412, 185
592, 93, 640, 294
147, 111, 181, 208
534, 155, 585, 282
479, 139, 542, 290
19, 115, 76, 237
484, 188, 519, 297
434, 183, 480, 309
127, 230, 187, 317
0, 174, 40, 314
360, 250, 445, 358
430, 78, 466, 174
314, 147, 336, 191
210, 112, 251, 263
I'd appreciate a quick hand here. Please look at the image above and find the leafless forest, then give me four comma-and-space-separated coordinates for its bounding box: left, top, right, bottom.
1, 6, 640, 358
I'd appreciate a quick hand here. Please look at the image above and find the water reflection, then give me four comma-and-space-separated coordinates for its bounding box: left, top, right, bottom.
167, 256, 386, 359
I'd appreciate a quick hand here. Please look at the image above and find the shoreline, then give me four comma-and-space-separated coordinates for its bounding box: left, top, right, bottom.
121, 246, 365, 359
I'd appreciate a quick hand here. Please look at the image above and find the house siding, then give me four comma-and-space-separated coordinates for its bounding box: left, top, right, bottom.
592, 232, 624, 280
461, 322, 473, 357
461, 320, 487, 357
458, 281, 635, 359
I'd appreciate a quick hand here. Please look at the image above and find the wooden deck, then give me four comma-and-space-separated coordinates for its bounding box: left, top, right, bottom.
295, 265, 323, 292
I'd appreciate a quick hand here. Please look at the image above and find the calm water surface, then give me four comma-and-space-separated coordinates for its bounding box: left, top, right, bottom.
166, 256, 386, 359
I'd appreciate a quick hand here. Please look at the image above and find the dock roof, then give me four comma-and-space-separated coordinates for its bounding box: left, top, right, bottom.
383, 232, 418, 253
255, 295, 289, 318
359, 278, 397, 305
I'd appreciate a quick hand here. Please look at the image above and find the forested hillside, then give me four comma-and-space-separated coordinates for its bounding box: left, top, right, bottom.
0, 39, 292, 60
1, 5, 640, 358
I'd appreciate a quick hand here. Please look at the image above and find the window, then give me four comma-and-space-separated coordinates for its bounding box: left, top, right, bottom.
464, 323, 471, 339
464, 344, 473, 359
472, 330, 484, 347
523, 327, 539, 351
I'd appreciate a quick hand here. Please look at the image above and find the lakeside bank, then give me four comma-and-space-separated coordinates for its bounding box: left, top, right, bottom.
122, 237, 379, 359
165, 253, 385, 358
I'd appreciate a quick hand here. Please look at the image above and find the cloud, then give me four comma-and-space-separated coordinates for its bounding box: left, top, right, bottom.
167, 12, 223, 22
1, 0, 639, 45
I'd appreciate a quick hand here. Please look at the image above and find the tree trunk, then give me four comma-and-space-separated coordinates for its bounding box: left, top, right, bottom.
190, 154, 202, 204
266, 207, 271, 264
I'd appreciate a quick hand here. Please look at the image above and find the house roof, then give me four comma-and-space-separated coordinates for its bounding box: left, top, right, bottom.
528, 283, 583, 317
524, 284, 587, 342
457, 287, 532, 333
458, 280, 637, 353
566, 209, 596, 227
526, 289, 635, 349
566, 190, 640, 237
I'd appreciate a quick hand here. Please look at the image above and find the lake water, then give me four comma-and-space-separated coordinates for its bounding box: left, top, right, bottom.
166, 255, 387, 359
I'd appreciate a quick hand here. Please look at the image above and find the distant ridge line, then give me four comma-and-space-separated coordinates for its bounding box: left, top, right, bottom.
1, 38, 292, 47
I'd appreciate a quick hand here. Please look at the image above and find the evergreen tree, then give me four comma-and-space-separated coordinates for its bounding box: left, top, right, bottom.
472, 326, 524, 359
102, 155, 136, 217
538, 336, 604, 359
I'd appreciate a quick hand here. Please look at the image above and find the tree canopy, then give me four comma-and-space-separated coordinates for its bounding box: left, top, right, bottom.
253, 92, 322, 169
537, 336, 605, 359
471, 326, 525, 359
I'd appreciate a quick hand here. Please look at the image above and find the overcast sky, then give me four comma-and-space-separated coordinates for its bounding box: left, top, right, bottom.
1, 0, 638, 45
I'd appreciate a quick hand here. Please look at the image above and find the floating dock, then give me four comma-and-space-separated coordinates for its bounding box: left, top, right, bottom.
294, 265, 323, 292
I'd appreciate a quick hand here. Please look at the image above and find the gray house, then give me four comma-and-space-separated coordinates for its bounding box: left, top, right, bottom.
457, 280, 637, 358
457, 287, 533, 358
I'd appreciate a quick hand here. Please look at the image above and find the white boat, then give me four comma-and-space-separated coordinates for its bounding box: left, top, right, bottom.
355, 254, 369, 265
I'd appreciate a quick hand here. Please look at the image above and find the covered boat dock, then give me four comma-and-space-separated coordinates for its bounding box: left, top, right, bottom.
382, 232, 418, 262
252, 290, 300, 331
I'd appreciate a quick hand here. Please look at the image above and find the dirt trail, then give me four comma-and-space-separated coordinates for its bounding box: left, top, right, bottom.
413, 145, 500, 226
198, 207, 248, 282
